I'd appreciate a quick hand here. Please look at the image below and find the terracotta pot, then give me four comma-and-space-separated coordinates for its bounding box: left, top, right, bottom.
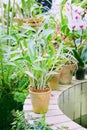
13, 18, 44, 28
59, 63, 77, 84
48, 72, 60, 90
29, 87, 51, 114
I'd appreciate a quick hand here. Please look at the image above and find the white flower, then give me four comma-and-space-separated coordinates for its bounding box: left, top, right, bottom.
68, 19, 78, 31
78, 19, 87, 30
51, 0, 63, 19
73, 5, 84, 15
64, 1, 87, 31
84, 14, 87, 24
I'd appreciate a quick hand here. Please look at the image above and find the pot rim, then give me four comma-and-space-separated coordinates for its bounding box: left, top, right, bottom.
29, 87, 51, 94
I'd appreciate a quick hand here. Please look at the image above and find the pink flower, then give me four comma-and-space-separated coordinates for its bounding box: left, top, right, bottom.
78, 20, 86, 30
73, 6, 84, 15
64, 0, 71, 13
64, 1, 87, 31
68, 19, 78, 31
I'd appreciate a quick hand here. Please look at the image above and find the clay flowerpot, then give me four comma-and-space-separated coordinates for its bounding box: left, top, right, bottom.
75, 67, 85, 80
48, 72, 60, 90
59, 63, 77, 84
29, 87, 51, 114
13, 18, 44, 29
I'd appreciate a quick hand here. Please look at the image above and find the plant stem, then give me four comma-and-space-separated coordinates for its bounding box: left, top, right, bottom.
72, 30, 77, 50
0, 1, 4, 29
0, 48, 4, 87
73, 38, 77, 50
60, 0, 67, 25
7, 0, 10, 35
10, 0, 15, 28
80, 29, 83, 45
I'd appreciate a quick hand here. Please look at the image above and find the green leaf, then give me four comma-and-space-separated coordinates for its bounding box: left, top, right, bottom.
22, 25, 36, 32
21, 0, 26, 9
34, 56, 47, 62
26, 71, 35, 79
32, 65, 42, 71
39, 29, 54, 39
10, 56, 24, 61
5, 62, 16, 66
72, 49, 84, 67
28, 39, 35, 58
1, 35, 16, 41
46, 71, 58, 77
81, 45, 87, 63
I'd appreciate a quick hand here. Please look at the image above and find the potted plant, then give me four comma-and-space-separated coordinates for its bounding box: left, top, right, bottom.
26, 45, 55, 114
14, 0, 44, 27
56, 0, 87, 81
48, 69, 60, 90
10, 21, 61, 113
51, 26, 77, 84
62, 0, 87, 80
72, 45, 87, 80
23, 32, 62, 113
58, 49, 77, 84
2, 0, 44, 29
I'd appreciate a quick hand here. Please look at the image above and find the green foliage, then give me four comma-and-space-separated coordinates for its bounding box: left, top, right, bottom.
72, 45, 87, 68
59, 0, 87, 69
11, 110, 69, 130
12, 75, 29, 103
58, 126, 69, 130
9, 20, 63, 90
15, 0, 42, 18
81, 45, 87, 64
81, 0, 87, 8
11, 111, 52, 130
0, 23, 29, 130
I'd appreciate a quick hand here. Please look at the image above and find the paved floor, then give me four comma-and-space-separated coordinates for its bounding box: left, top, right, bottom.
23, 78, 87, 130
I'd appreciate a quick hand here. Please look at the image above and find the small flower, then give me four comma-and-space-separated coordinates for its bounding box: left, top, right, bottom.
63, 7, 67, 13
68, 19, 78, 31
73, 6, 84, 15
84, 14, 87, 24
78, 19, 86, 30
64, 0, 71, 13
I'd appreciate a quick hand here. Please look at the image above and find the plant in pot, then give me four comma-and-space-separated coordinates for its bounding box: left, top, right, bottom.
2, 0, 44, 29
22, 38, 61, 113
10, 23, 61, 113
58, 0, 87, 80
40, 14, 62, 90
49, 38, 76, 86
51, 24, 77, 85
14, 0, 44, 28
47, 45, 62, 90
58, 47, 77, 84
72, 45, 87, 80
